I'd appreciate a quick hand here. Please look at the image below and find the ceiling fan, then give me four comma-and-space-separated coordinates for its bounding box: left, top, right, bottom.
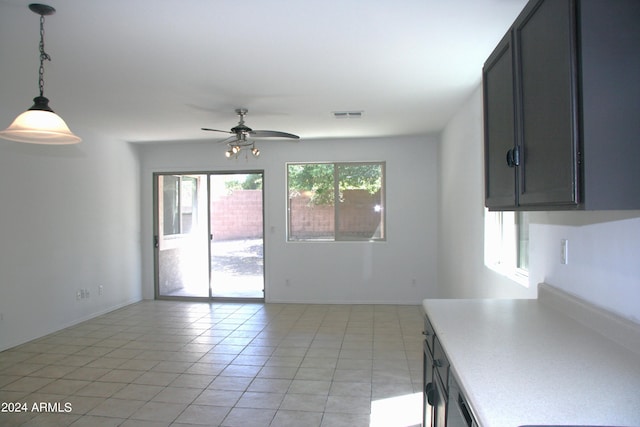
202, 108, 299, 158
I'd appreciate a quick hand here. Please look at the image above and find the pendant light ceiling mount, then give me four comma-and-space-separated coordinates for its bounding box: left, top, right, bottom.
29, 3, 56, 16
0, 3, 81, 145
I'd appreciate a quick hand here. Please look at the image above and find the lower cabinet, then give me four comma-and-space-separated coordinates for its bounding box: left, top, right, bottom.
423, 314, 478, 427
423, 316, 436, 427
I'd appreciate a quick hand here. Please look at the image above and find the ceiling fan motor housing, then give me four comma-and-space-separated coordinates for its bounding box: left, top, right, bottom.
231, 124, 252, 135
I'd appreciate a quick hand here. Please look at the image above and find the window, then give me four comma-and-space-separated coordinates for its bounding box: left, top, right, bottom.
287, 162, 385, 241
517, 211, 529, 271
484, 210, 529, 285
161, 175, 198, 236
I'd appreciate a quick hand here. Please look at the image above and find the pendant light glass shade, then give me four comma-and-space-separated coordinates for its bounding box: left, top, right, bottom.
0, 98, 81, 144
0, 4, 81, 145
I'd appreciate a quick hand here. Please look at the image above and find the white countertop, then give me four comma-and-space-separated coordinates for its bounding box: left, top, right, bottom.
422, 289, 640, 427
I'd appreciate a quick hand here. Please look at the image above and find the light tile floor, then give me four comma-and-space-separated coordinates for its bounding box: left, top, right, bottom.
0, 301, 424, 427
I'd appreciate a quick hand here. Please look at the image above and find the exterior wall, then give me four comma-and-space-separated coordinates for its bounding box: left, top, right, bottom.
289, 196, 334, 238
211, 188, 382, 241
211, 189, 263, 240
290, 189, 382, 239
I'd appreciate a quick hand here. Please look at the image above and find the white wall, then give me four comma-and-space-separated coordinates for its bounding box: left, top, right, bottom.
528, 211, 640, 323
0, 130, 142, 352
438, 85, 640, 323
138, 135, 439, 304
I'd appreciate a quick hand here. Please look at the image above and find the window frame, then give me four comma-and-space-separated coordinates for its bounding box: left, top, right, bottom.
286, 161, 386, 242
516, 211, 529, 274
484, 209, 529, 286
161, 175, 199, 238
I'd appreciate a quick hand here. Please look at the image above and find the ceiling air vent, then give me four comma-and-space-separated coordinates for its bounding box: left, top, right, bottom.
333, 111, 363, 119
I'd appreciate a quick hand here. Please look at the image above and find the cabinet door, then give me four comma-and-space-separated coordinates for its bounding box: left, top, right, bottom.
514, 0, 579, 207
483, 32, 516, 209
423, 341, 435, 427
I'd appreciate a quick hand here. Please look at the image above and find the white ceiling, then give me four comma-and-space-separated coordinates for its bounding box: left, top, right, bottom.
0, 0, 527, 144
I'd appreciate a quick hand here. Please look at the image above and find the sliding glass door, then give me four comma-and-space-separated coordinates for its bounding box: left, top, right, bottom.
209, 173, 264, 298
154, 172, 264, 300
155, 174, 210, 297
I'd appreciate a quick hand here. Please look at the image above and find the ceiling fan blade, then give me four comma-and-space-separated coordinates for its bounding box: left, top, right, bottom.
250, 130, 300, 139
201, 128, 232, 134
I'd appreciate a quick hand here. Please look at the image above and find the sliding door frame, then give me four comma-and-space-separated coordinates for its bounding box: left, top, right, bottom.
152, 170, 266, 302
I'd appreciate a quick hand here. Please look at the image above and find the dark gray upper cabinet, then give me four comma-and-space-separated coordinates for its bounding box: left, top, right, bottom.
484, 32, 516, 208
483, 0, 640, 211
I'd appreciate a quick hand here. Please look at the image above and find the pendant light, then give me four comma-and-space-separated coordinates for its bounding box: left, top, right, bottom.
0, 3, 81, 144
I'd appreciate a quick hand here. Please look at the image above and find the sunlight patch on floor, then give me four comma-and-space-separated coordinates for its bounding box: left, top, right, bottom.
370, 392, 423, 427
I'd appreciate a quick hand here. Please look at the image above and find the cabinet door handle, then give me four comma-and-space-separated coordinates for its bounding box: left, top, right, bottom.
426, 382, 435, 406
506, 146, 520, 167
506, 149, 515, 167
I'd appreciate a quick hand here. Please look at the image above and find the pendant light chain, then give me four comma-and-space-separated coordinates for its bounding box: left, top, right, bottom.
38, 13, 51, 98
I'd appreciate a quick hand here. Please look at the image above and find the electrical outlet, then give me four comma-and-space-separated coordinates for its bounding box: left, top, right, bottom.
99, 285, 103, 296
76, 290, 82, 300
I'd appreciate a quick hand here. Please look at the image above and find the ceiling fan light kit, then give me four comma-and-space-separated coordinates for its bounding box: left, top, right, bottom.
225, 141, 258, 158
203, 108, 298, 159
0, 3, 81, 145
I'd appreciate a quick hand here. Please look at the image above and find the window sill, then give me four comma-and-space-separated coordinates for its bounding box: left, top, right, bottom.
487, 263, 530, 288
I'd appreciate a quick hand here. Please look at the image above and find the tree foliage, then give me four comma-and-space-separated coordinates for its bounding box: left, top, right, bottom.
240, 174, 263, 190
288, 163, 382, 205
225, 174, 263, 192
